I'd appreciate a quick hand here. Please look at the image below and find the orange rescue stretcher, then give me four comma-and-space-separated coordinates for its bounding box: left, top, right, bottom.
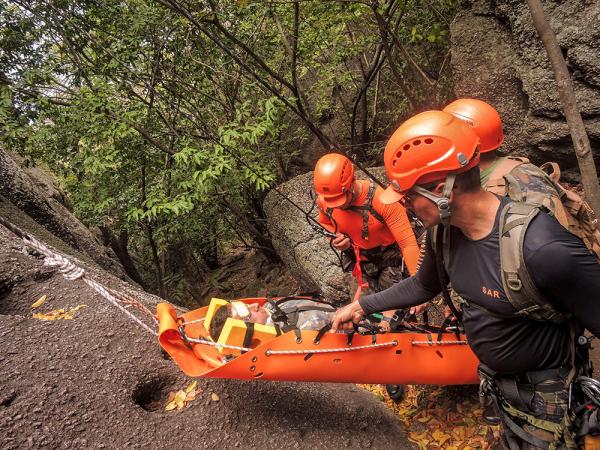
157, 297, 480, 385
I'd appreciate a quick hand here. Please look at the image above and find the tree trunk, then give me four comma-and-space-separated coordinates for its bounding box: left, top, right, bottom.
526, 0, 600, 219
221, 197, 278, 260
99, 227, 147, 290
146, 222, 166, 298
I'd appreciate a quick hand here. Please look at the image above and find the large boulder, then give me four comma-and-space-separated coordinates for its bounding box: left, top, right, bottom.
450, 0, 600, 182
263, 172, 349, 304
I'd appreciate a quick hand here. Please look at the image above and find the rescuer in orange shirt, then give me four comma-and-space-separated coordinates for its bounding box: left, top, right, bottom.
313, 153, 420, 330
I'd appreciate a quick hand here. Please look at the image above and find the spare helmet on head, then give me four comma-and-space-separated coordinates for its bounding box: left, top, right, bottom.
313, 153, 355, 208
443, 98, 504, 153
380, 110, 480, 225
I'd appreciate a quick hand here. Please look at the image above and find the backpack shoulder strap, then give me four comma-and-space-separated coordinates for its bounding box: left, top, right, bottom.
429, 225, 452, 273
499, 202, 566, 323
365, 181, 385, 223
486, 157, 528, 195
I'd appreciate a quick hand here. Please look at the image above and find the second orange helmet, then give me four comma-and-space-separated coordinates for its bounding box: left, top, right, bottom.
443, 98, 504, 153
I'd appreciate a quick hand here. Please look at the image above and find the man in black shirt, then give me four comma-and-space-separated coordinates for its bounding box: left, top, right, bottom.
331, 111, 600, 449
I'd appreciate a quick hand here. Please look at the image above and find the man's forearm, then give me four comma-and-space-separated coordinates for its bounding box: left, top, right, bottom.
359, 276, 438, 315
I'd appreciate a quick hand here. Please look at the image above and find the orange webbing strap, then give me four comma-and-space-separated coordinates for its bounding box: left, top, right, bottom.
157, 302, 219, 377
351, 244, 369, 303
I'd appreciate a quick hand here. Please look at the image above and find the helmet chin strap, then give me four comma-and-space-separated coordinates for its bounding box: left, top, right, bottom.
411, 173, 456, 227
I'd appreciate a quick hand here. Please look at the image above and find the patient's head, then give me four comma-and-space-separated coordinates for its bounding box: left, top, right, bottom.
209, 302, 270, 341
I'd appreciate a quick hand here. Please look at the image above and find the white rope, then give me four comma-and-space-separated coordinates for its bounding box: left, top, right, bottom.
265, 340, 397, 356
411, 340, 468, 345
19, 234, 158, 336
82, 277, 158, 336
180, 317, 206, 326
185, 336, 251, 352
185, 336, 397, 355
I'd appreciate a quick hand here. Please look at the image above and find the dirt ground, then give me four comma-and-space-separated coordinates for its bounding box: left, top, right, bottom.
0, 201, 413, 450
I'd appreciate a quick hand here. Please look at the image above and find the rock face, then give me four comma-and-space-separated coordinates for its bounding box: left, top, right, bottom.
450, 0, 600, 182
263, 168, 388, 305
0, 191, 410, 449
0, 146, 127, 279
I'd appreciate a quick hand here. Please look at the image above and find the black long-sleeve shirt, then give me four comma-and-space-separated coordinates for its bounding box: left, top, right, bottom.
359, 197, 600, 374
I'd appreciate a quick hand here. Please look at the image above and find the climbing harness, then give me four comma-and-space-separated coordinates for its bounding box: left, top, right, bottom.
324, 179, 385, 241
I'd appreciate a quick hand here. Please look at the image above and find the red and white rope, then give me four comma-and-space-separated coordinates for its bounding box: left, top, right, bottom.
20, 233, 158, 336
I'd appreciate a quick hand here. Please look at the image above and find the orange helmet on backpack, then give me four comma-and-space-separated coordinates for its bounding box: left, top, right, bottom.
381, 111, 480, 205
443, 98, 504, 153
314, 153, 355, 208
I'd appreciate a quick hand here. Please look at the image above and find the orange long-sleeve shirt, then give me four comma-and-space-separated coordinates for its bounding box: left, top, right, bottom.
317, 180, 420, 275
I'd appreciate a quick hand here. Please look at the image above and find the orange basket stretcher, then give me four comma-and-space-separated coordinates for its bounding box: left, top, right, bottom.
157, 298, 480, 385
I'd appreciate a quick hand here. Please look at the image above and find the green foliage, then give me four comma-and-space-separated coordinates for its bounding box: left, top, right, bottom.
0, 0, 457, 300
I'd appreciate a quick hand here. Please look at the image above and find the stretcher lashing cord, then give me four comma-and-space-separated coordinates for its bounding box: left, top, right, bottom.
411, 340, 468, 345
0, 216, 158, 337
185, 336, 398, 355
180, 317, 206, 326
186, 336, 252, 352
264, 340, 398, 356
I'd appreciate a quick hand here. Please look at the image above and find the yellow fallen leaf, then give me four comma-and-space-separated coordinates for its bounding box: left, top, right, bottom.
185, 381, 197, 394
165, 400, 178, 411
31, 295, 47, 309
173, 390, 186, 403
417, 440, 430, 450
451, 426, 466, 440
33, 308, 65, 321
432, 430, 451, 445
32, 305, 87, 321
416, 413, 432, 423
211, 393, 220, 402
445, 447, 458, 450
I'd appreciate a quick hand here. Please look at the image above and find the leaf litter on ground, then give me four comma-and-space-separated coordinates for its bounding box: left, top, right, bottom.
359, 384, 500, 449
32, 305, 87, 321
166, 381, 202, 411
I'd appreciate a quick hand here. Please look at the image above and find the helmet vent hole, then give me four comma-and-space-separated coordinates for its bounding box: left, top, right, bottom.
395, 151, 402, 159
413, 139, 421, 145
392, 160, 397, 167
323, 187, 329, 192
403, 144, 410, 151
425, 138, 433, 144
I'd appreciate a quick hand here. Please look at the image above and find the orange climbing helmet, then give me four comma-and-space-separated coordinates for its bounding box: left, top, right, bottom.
381, 111, 480, 205
313, 153, 355, 208
443, 98, 504, 153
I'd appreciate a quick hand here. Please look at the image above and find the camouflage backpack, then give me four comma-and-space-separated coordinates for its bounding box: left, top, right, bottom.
487, 156, 600, 261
